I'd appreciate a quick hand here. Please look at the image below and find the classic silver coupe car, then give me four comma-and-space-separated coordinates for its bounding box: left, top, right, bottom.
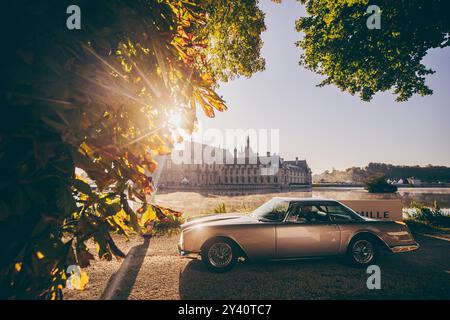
178, 198, 419, 272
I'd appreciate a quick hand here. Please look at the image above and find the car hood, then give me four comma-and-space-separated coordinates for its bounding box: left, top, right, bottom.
181, 212, 255, 230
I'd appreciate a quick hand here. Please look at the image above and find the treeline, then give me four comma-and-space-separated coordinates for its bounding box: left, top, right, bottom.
314, 163, 450, 183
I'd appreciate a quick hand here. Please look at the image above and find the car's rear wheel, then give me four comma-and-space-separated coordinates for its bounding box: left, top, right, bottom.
347, 237, 378, 267
201, 238, 237, 272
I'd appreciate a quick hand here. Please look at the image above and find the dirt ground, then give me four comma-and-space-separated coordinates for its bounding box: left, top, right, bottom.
63, 234, 188, 300
62, 235, 143, 300
63, 233, 450, 300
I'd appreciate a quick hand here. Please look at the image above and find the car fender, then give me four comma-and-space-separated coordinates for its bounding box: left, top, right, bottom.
200, 234, 248, 259
345, 229, 390, 252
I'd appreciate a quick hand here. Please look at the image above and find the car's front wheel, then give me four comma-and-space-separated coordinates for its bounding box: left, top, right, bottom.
347, 237, 378, 267
201, 238, 238, 272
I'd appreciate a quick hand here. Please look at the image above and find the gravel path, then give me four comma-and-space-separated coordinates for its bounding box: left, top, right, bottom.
64, 234, 450, 300
63, 234, 187, 300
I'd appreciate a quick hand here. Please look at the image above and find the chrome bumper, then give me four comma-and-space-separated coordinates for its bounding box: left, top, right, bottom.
178, 243, 200, 259
390, 242, 420, 253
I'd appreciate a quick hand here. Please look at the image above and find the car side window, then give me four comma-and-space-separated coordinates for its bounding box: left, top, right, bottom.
267, 201, 290, 221
326, 204, 361, 222
285, 202, 331, 224
285, 203, 302, 223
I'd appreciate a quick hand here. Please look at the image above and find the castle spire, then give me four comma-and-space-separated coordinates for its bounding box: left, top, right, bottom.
245, 135, 250, 164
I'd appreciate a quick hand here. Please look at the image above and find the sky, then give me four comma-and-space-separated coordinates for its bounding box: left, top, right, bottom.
194, 1, 450, 174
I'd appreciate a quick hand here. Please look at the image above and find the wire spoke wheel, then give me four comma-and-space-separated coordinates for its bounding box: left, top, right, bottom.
352, 239, 374, 264
207, 242, 233, 268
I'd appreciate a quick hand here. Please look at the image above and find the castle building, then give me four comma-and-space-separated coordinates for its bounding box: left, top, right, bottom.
158, 137, 311, 192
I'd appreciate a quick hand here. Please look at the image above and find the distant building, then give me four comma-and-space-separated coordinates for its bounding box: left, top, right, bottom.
158, 137, 312, 192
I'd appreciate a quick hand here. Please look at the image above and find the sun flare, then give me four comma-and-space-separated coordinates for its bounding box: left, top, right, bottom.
168, 112, 183, 128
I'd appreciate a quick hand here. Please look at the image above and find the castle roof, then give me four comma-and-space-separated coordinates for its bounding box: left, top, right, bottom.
283, 160, 309, 169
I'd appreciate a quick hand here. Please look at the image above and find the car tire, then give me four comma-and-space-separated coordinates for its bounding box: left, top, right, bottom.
201, 238, 238, 273
347, 236, 379, 268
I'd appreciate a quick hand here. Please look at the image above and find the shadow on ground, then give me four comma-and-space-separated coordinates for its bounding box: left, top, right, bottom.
101, 238, 151, 300
179, 235, 450, 300
179, 257, 371, 300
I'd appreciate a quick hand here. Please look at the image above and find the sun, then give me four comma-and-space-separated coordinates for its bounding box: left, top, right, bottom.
168, 112, 183, 128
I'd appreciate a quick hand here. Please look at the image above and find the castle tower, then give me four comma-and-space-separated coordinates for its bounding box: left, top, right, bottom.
245, 136, 250, 164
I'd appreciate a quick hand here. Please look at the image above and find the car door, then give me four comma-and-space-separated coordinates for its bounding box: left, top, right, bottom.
276, 201, 341, 258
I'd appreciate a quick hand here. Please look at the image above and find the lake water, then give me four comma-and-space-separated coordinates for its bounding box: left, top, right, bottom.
154, 187, 450, 217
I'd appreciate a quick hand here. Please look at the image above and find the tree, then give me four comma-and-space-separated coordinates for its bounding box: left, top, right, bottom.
296, 0, 450, 101
0, 0, 267, 299
365, 175, 398, 193
195, 0, 267, 83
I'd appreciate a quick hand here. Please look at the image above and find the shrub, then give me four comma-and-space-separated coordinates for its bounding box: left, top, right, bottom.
365, 175, 398, 193
213, 203, 227, 214
152, 215, 185, 237
406, 201, 450, 228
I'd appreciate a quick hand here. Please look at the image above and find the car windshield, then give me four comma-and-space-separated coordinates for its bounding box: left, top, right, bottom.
251, 198, 290, 222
